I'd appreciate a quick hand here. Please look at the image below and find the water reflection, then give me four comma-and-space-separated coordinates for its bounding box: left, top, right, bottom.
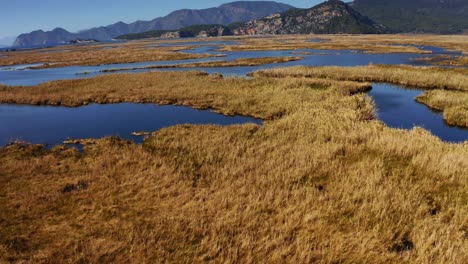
369, 83, 467, 143
0, 103, 261, 146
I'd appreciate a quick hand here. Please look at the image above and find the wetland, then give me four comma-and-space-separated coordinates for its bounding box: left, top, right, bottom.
1, 34, 467, 263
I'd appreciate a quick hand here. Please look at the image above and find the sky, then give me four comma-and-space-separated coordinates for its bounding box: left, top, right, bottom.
0, 0, 323, 45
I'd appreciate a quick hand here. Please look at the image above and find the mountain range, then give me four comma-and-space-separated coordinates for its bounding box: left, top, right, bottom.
233, 0, 387, 35
13, 1, 293, 47
12, 0, 468, 47
117, 0, 387, 40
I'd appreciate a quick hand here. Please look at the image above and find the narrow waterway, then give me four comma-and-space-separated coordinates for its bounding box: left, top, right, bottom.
0, 103, 261, 147
368, 83, 468, 143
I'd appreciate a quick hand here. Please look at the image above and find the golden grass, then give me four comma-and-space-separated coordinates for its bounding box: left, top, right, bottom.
0, 71, 369, 116
252, 65, 468, 127
1, 34, 467, 69
100, 56, 303, 73
411, 55, 468, 67
0, 70, 467, 263
416, 90, 468, 127
0, 45, 210, 68
219, 34, 468, 54
219, 38, 430, 54
252, 65, 468, 91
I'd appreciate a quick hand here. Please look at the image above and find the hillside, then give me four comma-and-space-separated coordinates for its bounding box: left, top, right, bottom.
234, 0, 387, 35
116, 25, 233, 40
13, 1, 293, 47
351, 0, 468, 33
119, 1, 387, 40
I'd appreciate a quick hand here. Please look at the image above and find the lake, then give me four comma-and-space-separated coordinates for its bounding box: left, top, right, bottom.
0, 43, 460, 86
369, 83, 468, 143
0, 103, 261, 147
0, 40, 466, 145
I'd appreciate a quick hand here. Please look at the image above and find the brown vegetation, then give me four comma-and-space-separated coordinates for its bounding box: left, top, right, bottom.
1, 34, 467, 69
0, 44, 210, 68
411, 55, 468, 67
252, 65, 468, 91
416, 90, 468, 127
99, 56, 303, 73
0, 70, 467, 263
219, 37, 431, 54
220, 34, 468, 54
252, 65, 468, 127
0, 71, 369, 116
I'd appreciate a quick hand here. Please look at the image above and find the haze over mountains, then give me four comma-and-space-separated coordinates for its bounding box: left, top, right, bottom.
12, 0, 468, 47
13, 1, 293, 47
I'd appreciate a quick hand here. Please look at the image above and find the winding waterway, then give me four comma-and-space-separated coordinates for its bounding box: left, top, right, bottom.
0, 43, 460, 86
0, 103, 261, 146
369, 83, 467, 143
0, 39, 466, 145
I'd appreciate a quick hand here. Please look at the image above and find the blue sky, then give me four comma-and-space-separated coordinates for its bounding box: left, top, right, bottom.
0, 0, 323, 44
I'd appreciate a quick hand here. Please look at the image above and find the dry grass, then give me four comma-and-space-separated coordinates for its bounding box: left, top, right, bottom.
411, 55, 468, 67
100, 56, 303, 73
252, 65, 468, 91
416, 90, 468, 127
2, 34, 467, 69
0, 71, 369, 116
0, 70, 467, 263
0, 45, 210, 68
252, 65, 468, 127
220, 34, 468, 54
219, 38, 430, 54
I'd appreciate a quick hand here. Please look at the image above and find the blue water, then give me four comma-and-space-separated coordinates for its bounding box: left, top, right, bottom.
369, 83, 467, 143
0, 103, 261, 147
0, 41, 466, 144
308, 38, 326, 43
158, 40, 238, 47
0, 45, 450, 86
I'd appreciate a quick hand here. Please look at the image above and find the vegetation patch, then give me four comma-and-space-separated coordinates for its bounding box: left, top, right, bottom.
0, 45, 211, 68
252, 65, 468, 90
221, 34, 468, 54
416, 90, 468, 128
99, 56, 303, 73
411, 55, 468, 67
252, 65, 468, 128
0, 70, 467, 262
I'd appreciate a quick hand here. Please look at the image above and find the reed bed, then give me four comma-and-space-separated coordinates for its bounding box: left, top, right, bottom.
99, 56, 303, 73
222, 34, 468, 54
253, 65, 468, 127
252, 65, 468, 91
0, 70, 467, 263
0, 45, 210, 68
416, 90, 468, 127
412, 55, 468, 67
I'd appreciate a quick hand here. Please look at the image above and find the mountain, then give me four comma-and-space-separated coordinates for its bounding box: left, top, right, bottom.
117, 0, 387, 40
350, 0, 468, 33
234, 0, 387, 35
13, 1, 294, 47
116, 25, 233, 40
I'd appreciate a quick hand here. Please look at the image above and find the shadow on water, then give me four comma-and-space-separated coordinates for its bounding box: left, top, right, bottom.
368, 83, 468, 143
0, 103, 262, 147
